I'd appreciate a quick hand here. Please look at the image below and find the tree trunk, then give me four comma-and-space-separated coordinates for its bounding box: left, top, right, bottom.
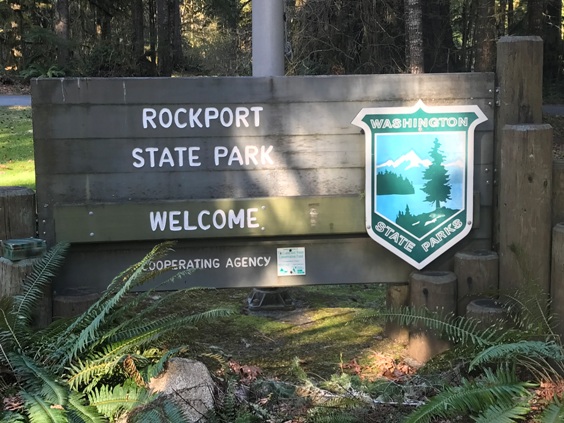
55, 0, 70, 69
132, 0, 155, 76
157, 0, 172, 76
132, 0, 145, 59
474, 0, 496, 72
508, 0, 514, 30
148, 0, 157, 67
171, 0, 183, 70
545, 0, 562, 80
423, 0, 456, 72
404, 0, 424, 73
498, 0, 507, 35
528, 0, 544, 36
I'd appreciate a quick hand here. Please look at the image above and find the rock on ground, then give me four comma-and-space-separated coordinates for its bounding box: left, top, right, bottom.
124, 358, 216, 423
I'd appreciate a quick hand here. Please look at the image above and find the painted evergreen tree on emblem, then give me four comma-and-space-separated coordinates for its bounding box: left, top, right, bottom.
422, 138, 452, 210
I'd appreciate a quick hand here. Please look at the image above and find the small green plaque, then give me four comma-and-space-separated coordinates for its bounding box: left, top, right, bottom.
1, 238, 46, 261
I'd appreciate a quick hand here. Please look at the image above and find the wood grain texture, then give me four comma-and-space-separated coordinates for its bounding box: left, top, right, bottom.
498, 124, 552, 295
454, 250, 498, 315
0, 187, 36, 239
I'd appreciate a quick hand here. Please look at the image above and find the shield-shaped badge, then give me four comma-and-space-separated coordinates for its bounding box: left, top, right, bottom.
352, 100, 487, 269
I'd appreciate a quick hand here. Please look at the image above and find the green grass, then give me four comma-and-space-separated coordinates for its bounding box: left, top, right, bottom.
0, 106, 34, 189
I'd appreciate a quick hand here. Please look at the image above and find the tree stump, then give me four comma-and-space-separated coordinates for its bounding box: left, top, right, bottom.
466, 298, 507, 330
385, 283, 409, 344
0, 257, 51, 327
0, 186, 36, 239
0, 257, 34, 297
53, 292, 101, 319
454, 250, 498, 316
551, 223, 564, 340
408, 271, 457, 363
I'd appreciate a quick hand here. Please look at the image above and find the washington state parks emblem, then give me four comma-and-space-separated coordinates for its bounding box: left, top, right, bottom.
352, 100, 487, 269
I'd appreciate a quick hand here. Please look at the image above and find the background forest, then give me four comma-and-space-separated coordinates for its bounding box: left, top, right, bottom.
0, 0, 562, 81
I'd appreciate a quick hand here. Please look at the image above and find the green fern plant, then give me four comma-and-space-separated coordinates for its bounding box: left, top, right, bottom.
358, 274, 564, 421
538, 395, 564, 422
359, 304, 564, 422
403, 367, 534, 423
0, 241, 235, 422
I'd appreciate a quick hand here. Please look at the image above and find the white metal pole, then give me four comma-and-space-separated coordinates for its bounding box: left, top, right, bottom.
252, 0, 285, 76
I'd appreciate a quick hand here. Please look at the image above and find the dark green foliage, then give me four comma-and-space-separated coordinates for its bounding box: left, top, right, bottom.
403, 367, 534, 423
80, 43, 142, 77
127, 401, 188, 423
377, 170, 415, 195
421, 138, 451, 210
0, 242, 235, 422
538, 396, 564, 422
470, 340, 564, 376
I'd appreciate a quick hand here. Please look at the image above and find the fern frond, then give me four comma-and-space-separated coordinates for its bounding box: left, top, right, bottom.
88, 383, 154, 419
11, 353, 67, 406
472, 402, 530, 422
102, 241, 177, 297
95, 308, 232, 361
539, 396, 564, 423
128, 401, 188, 423
0, 298, 21, 355
56, 242, 174, 336
67, 391, 106, 423
13, 242, 69, 330
53, 243, 176, 367
67, 310, 203, 392
404, 367, 534, 423
360, 307, 499, 349
469, 340, 564, 371
216, 377, 241, 422
100, 315, 178, 347
101, 284, 196, 341
144, 346, 187, 381
0, 411, 26, 422
20, 390, 66, 423
107, 307, 233, 352
66, 355, 122, 392
171, 307, 236, 326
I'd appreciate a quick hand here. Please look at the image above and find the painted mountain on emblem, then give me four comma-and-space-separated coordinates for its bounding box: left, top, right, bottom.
377, 149, 464, 186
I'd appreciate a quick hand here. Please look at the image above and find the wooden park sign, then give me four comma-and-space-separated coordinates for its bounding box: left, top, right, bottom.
32, 75, 494, 293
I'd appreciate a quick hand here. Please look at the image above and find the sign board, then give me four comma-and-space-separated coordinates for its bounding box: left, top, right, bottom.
32, 75, 494, 292
352, 100, 487, 269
